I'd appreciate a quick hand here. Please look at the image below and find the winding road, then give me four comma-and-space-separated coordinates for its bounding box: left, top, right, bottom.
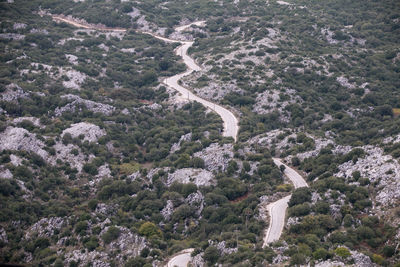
51, 15, 307, 263
53, 15, 239, 141
262, 158, 308, 247
166, 248, 194, 267
148, 22, 239, 141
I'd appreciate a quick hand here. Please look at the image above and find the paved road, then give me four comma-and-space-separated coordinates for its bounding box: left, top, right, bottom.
149, 25, 239, 141
262, 158, 308, 247
53, 16, 239, 141
166, 248, 194, 267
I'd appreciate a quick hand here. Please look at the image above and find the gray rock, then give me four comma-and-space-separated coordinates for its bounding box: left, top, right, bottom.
190, 252, 205, 267
167, 168, 215, 186
335, 145, 400, 206
0, 33, 25, 40
62, 122, 106, 143
161, 200, 174, 221
0, 169, 13, 179
170, 133, 192, 154
193, 143, 234, 172
351, 250, 375, 267
0, 127, 48, 159
55, 94, 115, 116
25, 217, 66, 239
95, 203, 118, 216
185, 191, 204, 216
209, 240, 237, 255
1, 83, 29, 102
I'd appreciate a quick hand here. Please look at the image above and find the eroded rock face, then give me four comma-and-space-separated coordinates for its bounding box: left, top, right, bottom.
314, 260, 345, 267
50, 141, 91, 172
190, 252, 205, 267
12, 117, 42, 128
62, 69, 87, 90
55, 94, 115, 116
101, 226, 147, 264
351, 250, 375, 267
64, 250, 110, 267
25, 217, 66, 239
1, 83, 29, 102
336, 145, 400, 206
167, 168, 215, 186
62, 122, 106, 143
170, 132, 192, 154
0, 127, 48, 159
208, 240, 237, 255
194, 143, 234, 172
161, 200, 174, 221
185, 191, 204, 216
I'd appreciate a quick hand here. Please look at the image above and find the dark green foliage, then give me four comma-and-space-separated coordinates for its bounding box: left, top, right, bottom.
204, 246, 219, 265
288, 187, 311, 207
102, 226, 121, 244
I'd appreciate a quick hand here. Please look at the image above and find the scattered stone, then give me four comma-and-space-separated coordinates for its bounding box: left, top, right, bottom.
64, 250, 110, 267
193, 143, 234, 172
314, 260, 345, 267
25, 217, 66, 239
0, 33, 25, 40
336, 76, 355, 89
121, 48, 136, 53
50, 141, 90, 172
95, 203, 118, 217
336, 145, 400, 206
62, 69, 87, 90
167, 168, 215, 186
351, 250, 375, 267
55, 94, 115, 116
209, 240, 237, 255
13, 23, 27, 30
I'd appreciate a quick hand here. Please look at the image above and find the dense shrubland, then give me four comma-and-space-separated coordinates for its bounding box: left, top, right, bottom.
0, 0, 399, 266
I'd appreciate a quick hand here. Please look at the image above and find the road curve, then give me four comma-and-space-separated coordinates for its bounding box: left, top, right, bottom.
52, 16, 239, 141
149, 24, 239, 141
262, 158, 308, 247
166, 248, 194, 267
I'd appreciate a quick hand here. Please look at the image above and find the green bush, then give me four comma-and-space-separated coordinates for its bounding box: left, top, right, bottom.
334, 247, 351, 258
102, 226, 121, 244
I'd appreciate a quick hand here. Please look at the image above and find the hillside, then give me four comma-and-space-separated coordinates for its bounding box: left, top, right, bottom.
0, 0, 399, 266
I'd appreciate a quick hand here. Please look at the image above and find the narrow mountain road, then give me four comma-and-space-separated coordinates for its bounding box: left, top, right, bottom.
148, 23, 239, 141
166, 248, 194, 267
51, 13, 302, 259
52, 15, 239, 141
262, 158, 308, 247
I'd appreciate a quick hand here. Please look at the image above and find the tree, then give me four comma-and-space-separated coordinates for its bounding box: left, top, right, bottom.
288, 187, 311, 207
204, 246, 219, 265
313, 248, 328, 260
138, 222, 162, 239
334, 247, 351, 258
